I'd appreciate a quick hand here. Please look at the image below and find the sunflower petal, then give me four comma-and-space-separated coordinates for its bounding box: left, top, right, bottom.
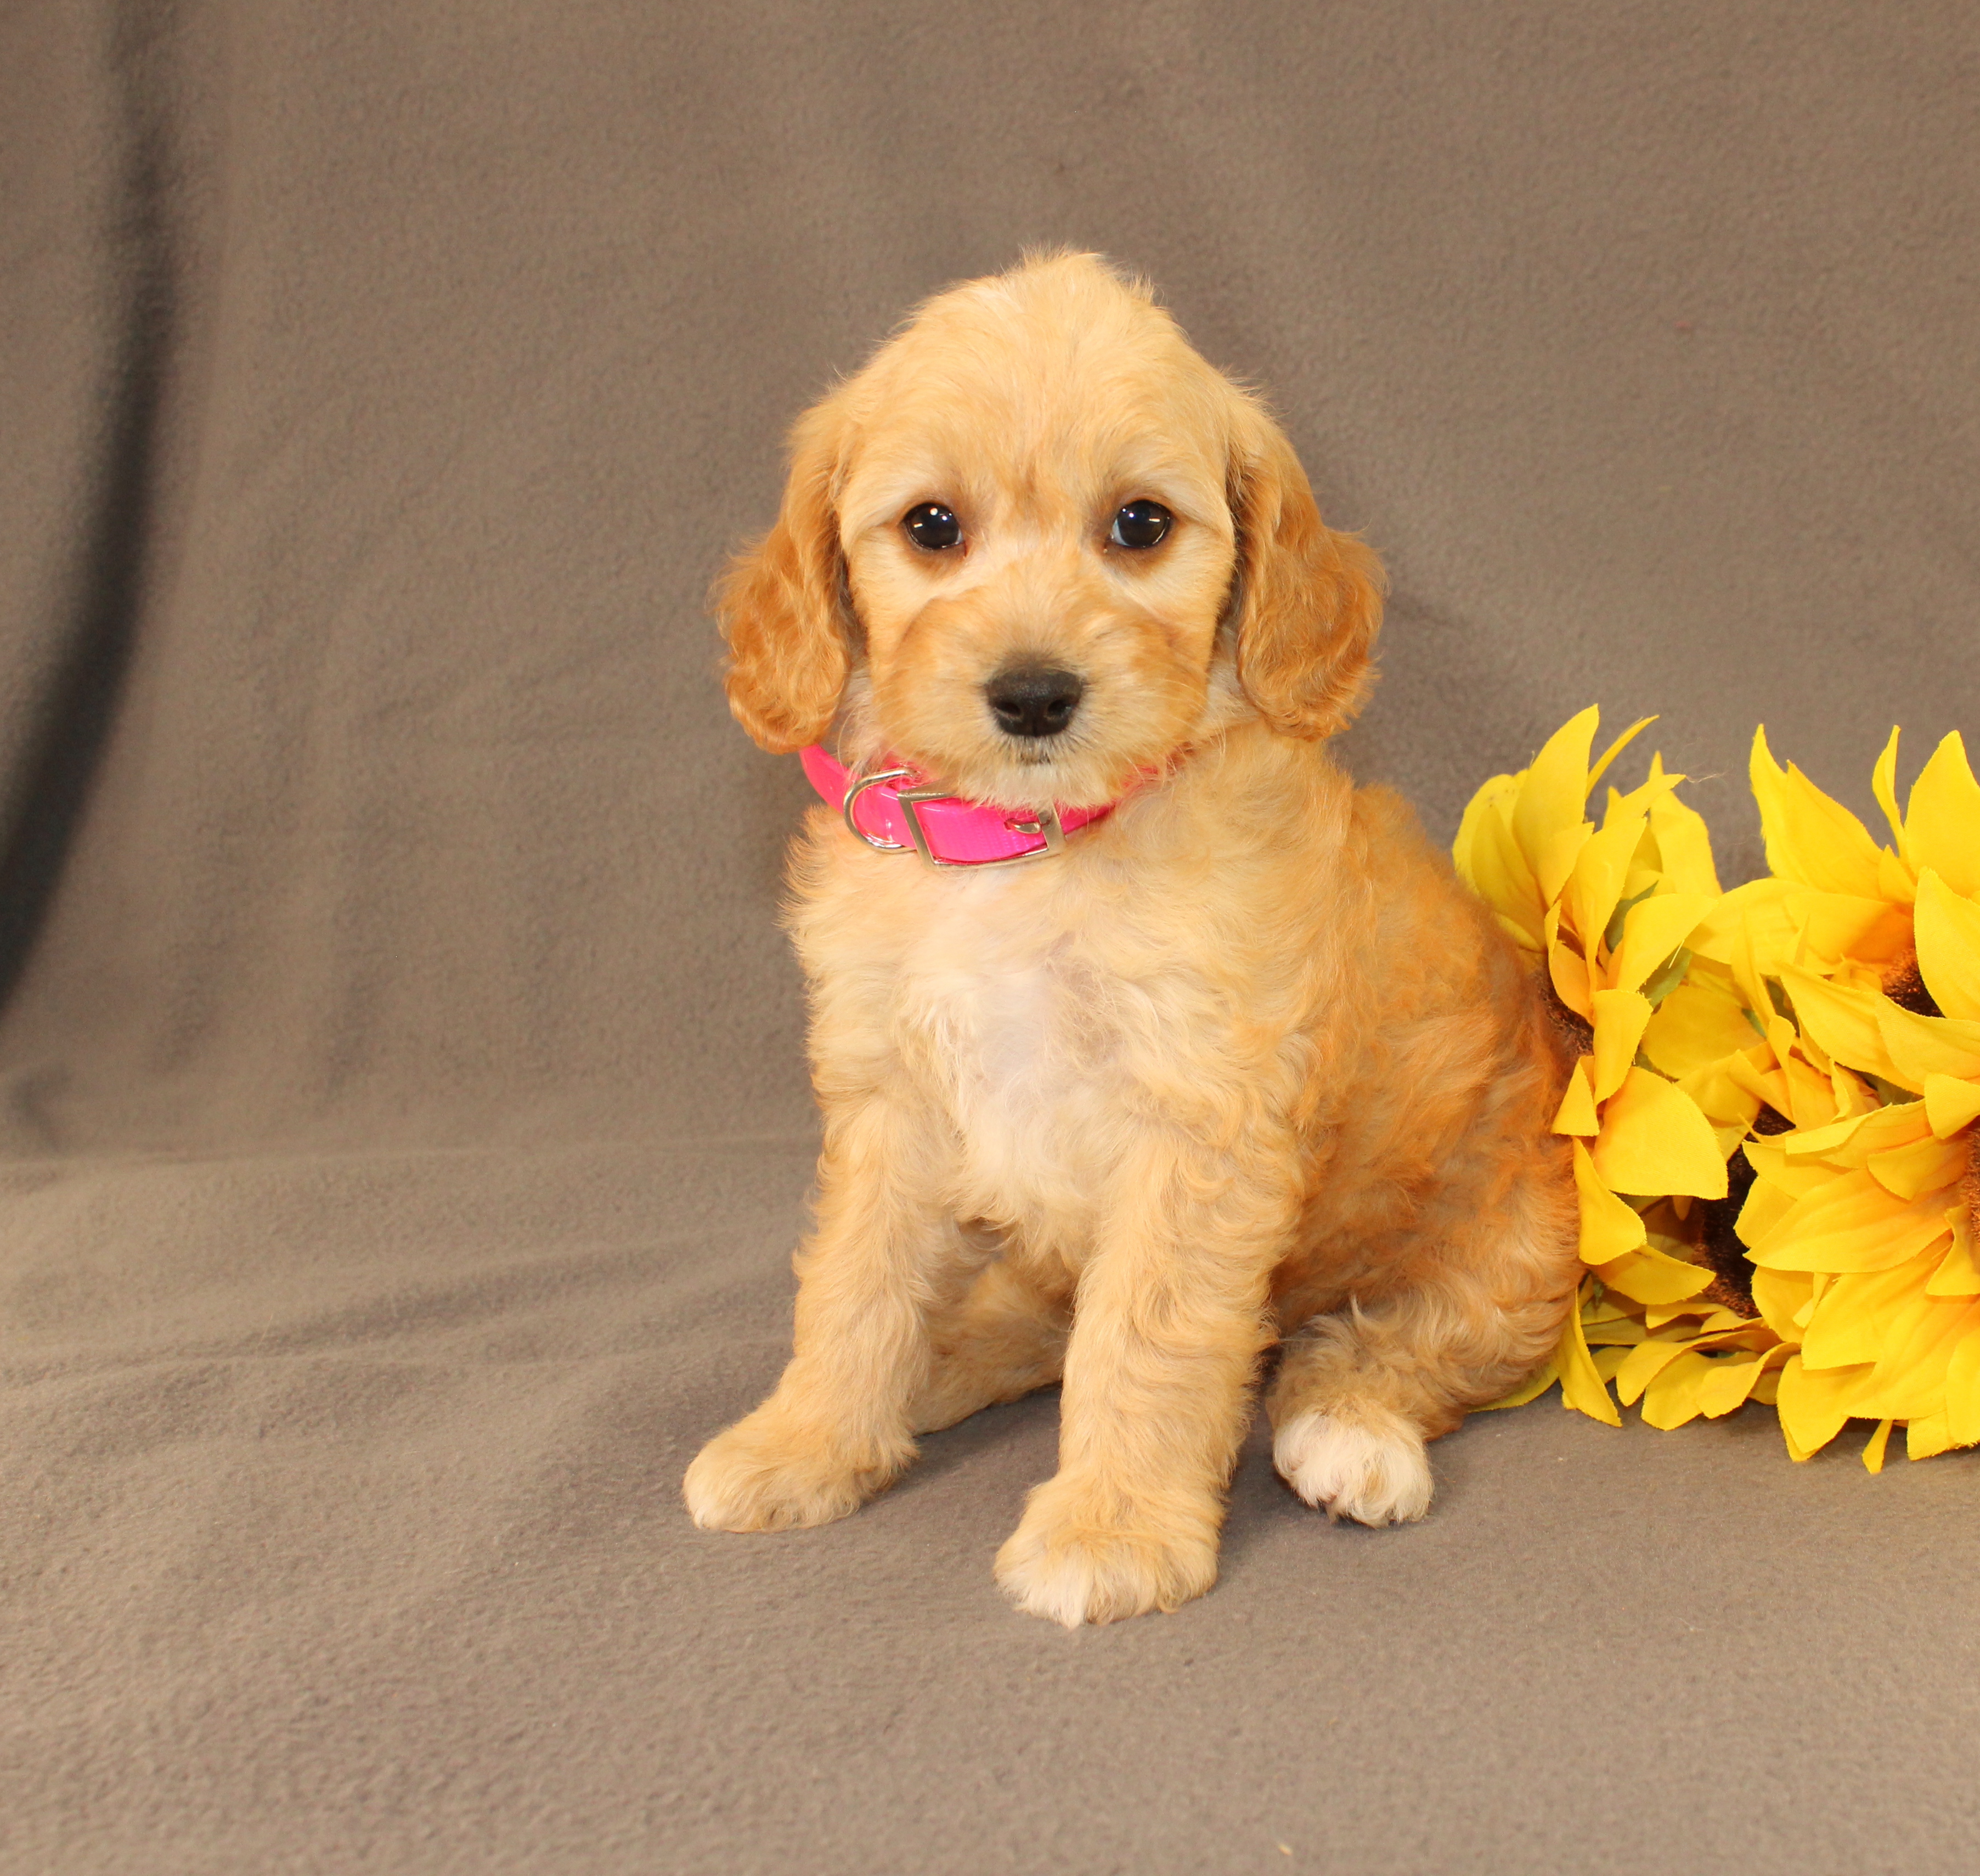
1905, 1411, 1957, 1461
1775, 1354, 1866, 1459
1689, 877, 1794, 970
1912, 870, 1980, 1021
1452, 771, 1517, 891
1677, 1059, 1763, 1137
1792, 890, 1915, 967
1465, 809, 1547, 948
1565, 813, 1649, 961
1514, 709, 1601, 900
1552, 1058, 1600, 1136
1877, 847, 1918, 908
1546, 903, 1593, 1018
1944, 1332, 1980, 1446
1751, 1265, 1815, 1343
1802, 1252, 1943, 1369
1780, 1100, 1928, 1166
1585, 716, 1656, 797
1595, 1243, 1716, 1305
1589, 988, 1655, 1102
1556, 1282, 1623, 1426
1923, 1073, 1980, 1140
1751, 727, 1887, 898
1571, 1142, 1646, 1264
1642, 970, 1758, 1078
1750, 1170, 1954, 1274
1744, 1135, 1840, 1199
1871, 728, 1906, 854
1778, 966, 1911, 1088
1590, 1067, 1729, 1199
1859, 1293, 1976, 1419
1905, 732, 1980, 899
1615, 1336, 1694, 1406
1877, 1001, 1980, 1087
1696, 1344, 1791, 1420
1646, 790, 1723, 898
1610, 892, 1717, 998
1865, 1129, 1970, 1202
1640, 1350, 1720, 1429
1925, 1230, 1980, 1299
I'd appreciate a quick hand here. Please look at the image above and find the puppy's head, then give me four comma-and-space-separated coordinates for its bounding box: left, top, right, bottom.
719, 253, 1382, 807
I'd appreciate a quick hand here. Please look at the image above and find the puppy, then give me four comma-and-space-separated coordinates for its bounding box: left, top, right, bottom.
684, 253, 1578, 1626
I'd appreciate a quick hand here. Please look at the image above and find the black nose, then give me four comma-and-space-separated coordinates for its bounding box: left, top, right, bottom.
985, 665, 1085, 739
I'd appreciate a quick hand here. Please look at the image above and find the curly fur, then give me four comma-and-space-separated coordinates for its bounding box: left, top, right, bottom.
684, 253, 1579, 1626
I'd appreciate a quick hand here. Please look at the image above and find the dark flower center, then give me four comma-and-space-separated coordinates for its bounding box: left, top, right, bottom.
1882, 949, 1943, 1018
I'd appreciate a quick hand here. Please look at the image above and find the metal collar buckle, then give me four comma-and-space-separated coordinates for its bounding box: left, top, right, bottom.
842, 768, 1067, 870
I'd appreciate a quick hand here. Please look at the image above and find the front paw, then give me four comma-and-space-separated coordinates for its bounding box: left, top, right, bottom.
994, 1472, 1220, 1627
682, 1405, 909, 1532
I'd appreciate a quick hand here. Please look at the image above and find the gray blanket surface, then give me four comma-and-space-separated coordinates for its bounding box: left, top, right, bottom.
6, 5, 1978, 1871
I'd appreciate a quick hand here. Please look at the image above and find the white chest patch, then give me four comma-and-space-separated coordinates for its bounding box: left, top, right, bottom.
895, 880, 1119, 1237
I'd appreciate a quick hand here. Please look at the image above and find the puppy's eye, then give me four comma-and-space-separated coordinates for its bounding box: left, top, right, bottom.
902, 503, 963, 551
1109, 499, 1172, 549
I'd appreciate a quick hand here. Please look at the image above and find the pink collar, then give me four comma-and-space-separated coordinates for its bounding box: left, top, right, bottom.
799, 745, 1125, 869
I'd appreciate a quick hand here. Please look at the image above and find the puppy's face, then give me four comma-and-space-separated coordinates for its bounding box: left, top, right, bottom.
720, 255, 1383, 809
834, 298, 1241, 807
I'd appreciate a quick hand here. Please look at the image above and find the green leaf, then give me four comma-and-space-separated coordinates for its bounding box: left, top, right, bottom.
1604, 883, 1658, 955
1640, 945, 1694, 1010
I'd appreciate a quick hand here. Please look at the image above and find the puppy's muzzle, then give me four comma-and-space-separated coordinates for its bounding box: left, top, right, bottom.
986, 664, 1085, 740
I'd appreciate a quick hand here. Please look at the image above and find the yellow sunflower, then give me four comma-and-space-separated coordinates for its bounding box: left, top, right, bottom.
1462, 717, 1980, 1469
1454, 709, 1735, 1426
1696, 725, 1980, 990
1685, 725, 1980, 1466
1739, 863, 1980, 1468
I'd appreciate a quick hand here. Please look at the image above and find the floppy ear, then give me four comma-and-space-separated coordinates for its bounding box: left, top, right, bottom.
717, 396, 855, 753
1227, 404, 1384, 740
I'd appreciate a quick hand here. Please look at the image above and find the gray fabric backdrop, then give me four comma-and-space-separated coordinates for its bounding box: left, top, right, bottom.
5, 4, 1978, 1871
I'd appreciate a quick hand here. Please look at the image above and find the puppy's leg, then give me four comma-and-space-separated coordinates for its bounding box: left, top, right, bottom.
684, 1094, 967, 1531
910, 1253, 1070, 1435
994, 1136, 1285, 1627
1269, 1176, 1577, 1526
1266, 1305, 1445, 1526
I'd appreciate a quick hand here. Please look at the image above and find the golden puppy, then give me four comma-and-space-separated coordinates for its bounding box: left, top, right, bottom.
684, 252, 1578, 1626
